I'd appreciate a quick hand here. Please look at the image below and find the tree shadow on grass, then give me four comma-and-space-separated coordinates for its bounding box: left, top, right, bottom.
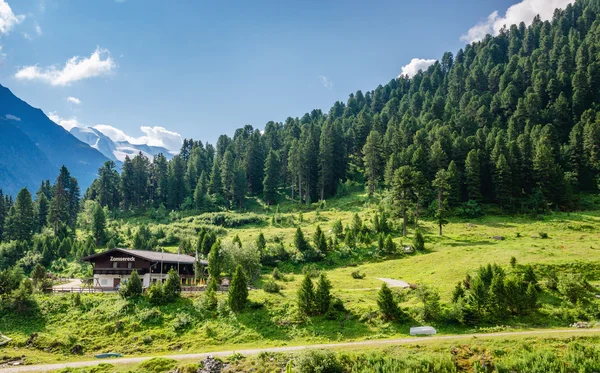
234, 306, 293, 342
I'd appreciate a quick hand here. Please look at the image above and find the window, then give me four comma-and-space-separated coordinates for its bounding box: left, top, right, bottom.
100, 279, 109, 286
112, 262, 117, 268
128, 262, 132, 269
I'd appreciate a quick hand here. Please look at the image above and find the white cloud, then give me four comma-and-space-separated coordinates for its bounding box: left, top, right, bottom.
461, 0, 575, 43
48, 111, 79, 131
5, 114, 20, 121
66, 96, 81, 105
0, 0, 25, 35
15, 47, 116, 86
137, 126, 183, 151
0, 45, 5, 63
93, 125, 183, 151
319, 75, 333, 89
399, 58, 437, 78
35, 22, 41, 36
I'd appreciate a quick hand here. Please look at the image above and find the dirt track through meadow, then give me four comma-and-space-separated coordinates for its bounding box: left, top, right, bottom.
2, 328, 600, 372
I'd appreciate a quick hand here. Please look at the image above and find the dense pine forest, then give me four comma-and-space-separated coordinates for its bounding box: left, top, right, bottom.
84, 0, 600, 216
2, 0, 600, 254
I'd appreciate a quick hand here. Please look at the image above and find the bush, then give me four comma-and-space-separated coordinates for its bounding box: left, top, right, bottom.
272, 267, 284, 281
302, 264, 320, 278
171, 313, 192, 331
558, 274, 589, 304
351, 270, 365, 279
539, 232, 549, 239
146, 282, 164, 305
456, 200, 483, 218
295, 349, 342, 373
163, 269, 182, 302
263, 279, 281, 293
222, 240, 262, 281
412, 230, 425, 251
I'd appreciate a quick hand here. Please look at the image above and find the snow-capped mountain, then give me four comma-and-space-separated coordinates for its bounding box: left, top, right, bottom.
70, 126, 174, 163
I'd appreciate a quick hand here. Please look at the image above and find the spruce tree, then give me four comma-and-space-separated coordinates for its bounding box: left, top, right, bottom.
362, 130, 384, 197
314, 273, 332, 315
208, 240, 222, 283
432, 169, 450, 236
163, 269, 182, 302
204, 277, 218, 310
377, 283, 399, 321
297, 274, 315, 316
121, 270, 143, 298
465, 150, 482, 202
263, 149, 280, 205
4, 188, 34, 242
91, 204, 107, 246
228, 265, 248, 312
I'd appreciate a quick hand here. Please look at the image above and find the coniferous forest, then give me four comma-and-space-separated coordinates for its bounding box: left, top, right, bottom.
2, 0, 600, 240
80, 0, 600, 217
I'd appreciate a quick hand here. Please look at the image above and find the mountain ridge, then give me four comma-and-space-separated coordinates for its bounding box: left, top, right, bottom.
0, 84, 109, 196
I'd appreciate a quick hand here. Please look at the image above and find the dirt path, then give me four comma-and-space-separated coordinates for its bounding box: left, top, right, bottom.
51, 279, 81, 290
2, 328, 600, 372
377, 277, 410, 288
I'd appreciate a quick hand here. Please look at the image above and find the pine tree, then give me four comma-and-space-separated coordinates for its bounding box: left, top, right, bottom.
208, 155, 223, 196
263, 149, 280, 205
391, 166, 415, 236
4, 188, 35, 242
465, 150, 482, 202
495, 154, 512, 209
228, 265, 249, 312
314, 273, 332, 315
91, 204, 107, 246
207, 240, 222, 282
35, 193, 49, 232
297, 274, 315, 316
163, 269, 182, 302
432, 169, 450, 236
204, 277, 218, 310
121, 270, 143, 298
377, 283, 399, 321
294, 227, 309, 253
221, 150, 235, 204
362, 130, 384, 197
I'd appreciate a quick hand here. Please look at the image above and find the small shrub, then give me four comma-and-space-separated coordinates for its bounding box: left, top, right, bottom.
351, 270, 366, 279
302, 264, 320, 278
412, 230, 425, 251
263, 279, 281, 293
295, 349, 342, 373
137, 358, 177, 373
272, 267, 284, 281
539, 232, 549, 239
171, 313, 192, 331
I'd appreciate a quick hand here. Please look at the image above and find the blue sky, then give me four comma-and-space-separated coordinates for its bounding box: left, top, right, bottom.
0, 0, 574, 150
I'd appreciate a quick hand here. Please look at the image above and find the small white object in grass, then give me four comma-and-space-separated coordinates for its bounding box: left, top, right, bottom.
410, 326, 437, 336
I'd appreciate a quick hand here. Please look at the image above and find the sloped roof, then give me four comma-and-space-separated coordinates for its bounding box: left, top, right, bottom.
82, 248, 207, 265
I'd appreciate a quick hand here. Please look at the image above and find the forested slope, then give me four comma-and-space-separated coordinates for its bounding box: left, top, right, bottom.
81, 0, 600, 217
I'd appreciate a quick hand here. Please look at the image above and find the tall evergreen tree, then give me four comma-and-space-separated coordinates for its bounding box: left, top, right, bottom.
263, 149, 280, 205
362, 130, 384, 197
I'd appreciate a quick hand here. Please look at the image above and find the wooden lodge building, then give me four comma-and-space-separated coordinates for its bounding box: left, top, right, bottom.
82, 248, 208, 289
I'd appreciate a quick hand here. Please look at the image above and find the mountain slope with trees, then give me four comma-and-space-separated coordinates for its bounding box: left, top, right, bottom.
83, 0, 600, 217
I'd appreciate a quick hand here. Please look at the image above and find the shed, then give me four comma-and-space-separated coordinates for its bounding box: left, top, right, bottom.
410, 326, 437, 336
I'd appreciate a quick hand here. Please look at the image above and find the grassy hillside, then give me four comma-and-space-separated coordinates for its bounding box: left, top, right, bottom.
2, 191, 600, 367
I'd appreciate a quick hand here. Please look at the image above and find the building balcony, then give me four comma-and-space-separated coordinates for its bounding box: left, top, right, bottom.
93, 268, 149, 275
